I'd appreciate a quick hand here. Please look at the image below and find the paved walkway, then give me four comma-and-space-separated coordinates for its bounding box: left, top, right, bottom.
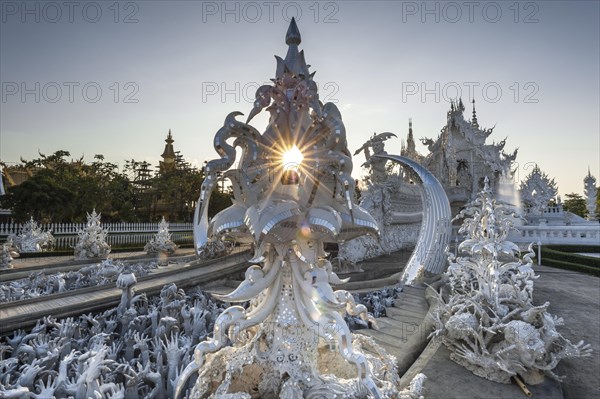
533, 266, 600, 399
7, 248, 197, 269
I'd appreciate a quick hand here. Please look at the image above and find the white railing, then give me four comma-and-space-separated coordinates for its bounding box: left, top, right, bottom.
0, 221, 194, 250
540, 205, 563, 215
451, 224, 600, 246
508, 225, 600, 245
0, 221, 193, 236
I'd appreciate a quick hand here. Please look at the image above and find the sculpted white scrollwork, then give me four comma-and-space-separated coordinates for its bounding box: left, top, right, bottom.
8, 217, 54, 253
74, 210, 111, 260
178, 19, 427, 399
432, 178, 592, 385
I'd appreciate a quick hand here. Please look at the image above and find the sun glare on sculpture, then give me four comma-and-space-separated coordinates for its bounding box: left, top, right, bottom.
282, 144, 303, 170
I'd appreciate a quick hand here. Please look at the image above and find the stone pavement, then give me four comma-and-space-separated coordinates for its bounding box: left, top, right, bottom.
533, 266, 600, 399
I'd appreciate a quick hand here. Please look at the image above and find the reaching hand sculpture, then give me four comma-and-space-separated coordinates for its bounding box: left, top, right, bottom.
0, 237, 19, 269
179, 19, 423, 399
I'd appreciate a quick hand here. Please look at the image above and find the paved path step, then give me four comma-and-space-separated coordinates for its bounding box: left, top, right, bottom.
356, 284, 431, 372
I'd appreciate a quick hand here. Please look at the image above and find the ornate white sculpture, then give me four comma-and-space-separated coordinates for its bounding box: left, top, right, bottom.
355, 132, 397, 184
8, 217, 54, 253
74, 209, 111, 260
0, 237, 19, 269
145, 217, 178, 256
337, 134, 421, 268
378, 155, 451, 283
432, 178, 592, 385
519, 165, 558, 216
584, 168, 597, 220
196, 238, 234, 260
180, 19, 425, 399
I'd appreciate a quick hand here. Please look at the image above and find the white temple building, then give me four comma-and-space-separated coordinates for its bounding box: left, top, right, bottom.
401, 99, 518, 215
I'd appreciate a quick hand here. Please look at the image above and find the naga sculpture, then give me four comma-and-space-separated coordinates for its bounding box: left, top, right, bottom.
180, 19, 424, 399
431, 177, 592, 385
338, 148, 451, 283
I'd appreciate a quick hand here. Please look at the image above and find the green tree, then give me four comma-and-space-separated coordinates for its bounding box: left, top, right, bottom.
1, 150, 233, 223
563, 193, 587, 218
0, 151, 138, 223
0, 169, 75, 222
208, 187, 233, 218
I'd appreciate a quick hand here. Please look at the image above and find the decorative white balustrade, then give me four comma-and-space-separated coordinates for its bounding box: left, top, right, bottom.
508, 225, 600, 245
452, 224, 600, 246
0, 221, 193, 236
0, 222, 193, 249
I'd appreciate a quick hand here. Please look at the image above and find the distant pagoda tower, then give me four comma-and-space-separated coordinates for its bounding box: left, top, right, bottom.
159, 129, 177, 173
584, 168, 597, 220
401, 118, 422, 162
471, 98, 479, 128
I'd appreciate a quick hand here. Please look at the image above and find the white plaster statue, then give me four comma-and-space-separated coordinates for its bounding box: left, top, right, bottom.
584, 168, 597, 220
179, 18, 426, 399
0, 237, 19, 270
196, 238, 234, 260
74, 210, 111, 260
431, 177, 592, 385
519, 165, 558, 216
8, 217, 54, 253
145, 217, 178, 255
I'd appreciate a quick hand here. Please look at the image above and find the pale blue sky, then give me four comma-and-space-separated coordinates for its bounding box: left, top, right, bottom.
1, 1, 598, 196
